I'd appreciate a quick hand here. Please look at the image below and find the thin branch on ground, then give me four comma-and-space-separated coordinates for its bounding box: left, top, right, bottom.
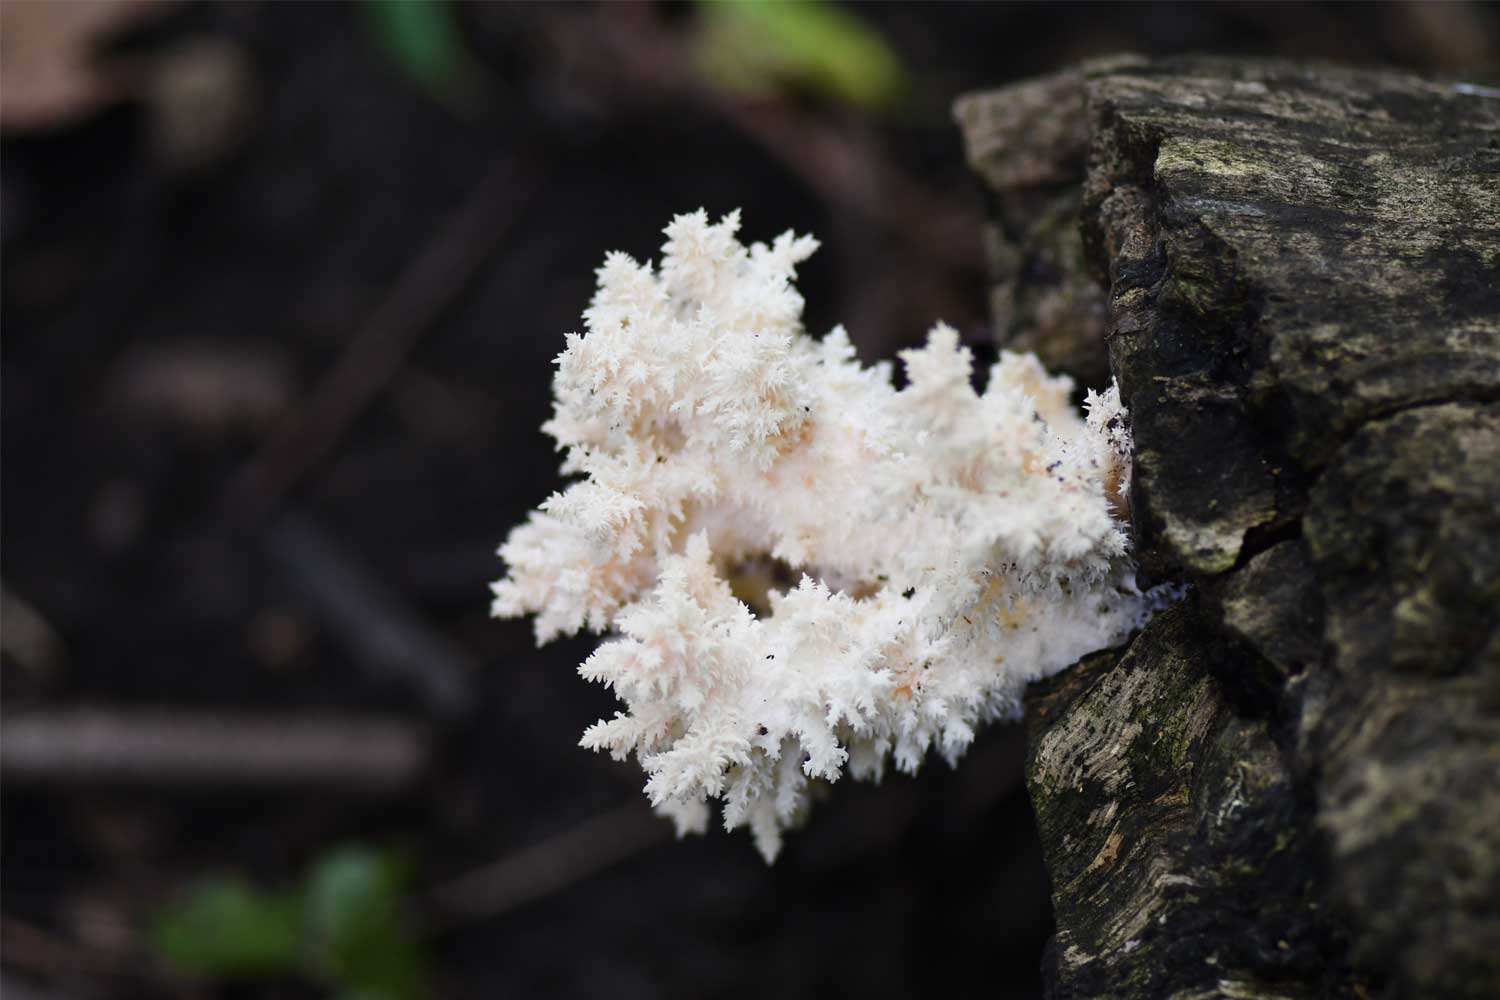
1, 709, 430, 792
264, 510, 478, 719
420, 802, 670, 932
224, 156, 539, 526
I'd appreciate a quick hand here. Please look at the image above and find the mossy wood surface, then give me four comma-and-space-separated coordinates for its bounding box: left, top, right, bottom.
960, 56, 1500, 1000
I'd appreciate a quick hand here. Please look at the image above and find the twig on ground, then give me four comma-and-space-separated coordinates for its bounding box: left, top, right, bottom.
719, 102, 982, 273
566, 6, 984, 273
217, 159, 535, 721
0, 709, 430, 792
264, 510, 477, 719
225, 157, 538, 526
420, 802, 670, 932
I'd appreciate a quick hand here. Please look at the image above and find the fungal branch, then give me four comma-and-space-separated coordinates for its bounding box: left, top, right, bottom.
492, 210, 1161, 861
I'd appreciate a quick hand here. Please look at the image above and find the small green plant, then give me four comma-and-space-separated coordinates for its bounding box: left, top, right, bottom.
151, 844, 424, 1000
692, 0, 908, 111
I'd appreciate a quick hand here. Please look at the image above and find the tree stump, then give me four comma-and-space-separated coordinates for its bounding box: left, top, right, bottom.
958, 56, 1500, 1000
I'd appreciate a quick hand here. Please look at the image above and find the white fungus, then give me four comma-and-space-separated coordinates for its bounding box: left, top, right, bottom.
493, 210, 1160, 861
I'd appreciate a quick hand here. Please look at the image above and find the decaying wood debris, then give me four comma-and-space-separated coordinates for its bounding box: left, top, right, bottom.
958, 56, 1500, 1000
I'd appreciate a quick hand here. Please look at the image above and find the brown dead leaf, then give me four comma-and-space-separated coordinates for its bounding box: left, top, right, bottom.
0, 0, 172, 132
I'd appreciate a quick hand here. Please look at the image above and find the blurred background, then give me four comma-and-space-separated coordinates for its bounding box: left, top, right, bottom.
3, 3, 1496, 998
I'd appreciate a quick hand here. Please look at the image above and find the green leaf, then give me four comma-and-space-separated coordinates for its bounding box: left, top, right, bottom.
693, 0, 907, 111
305, 845, 424, 1000
362, 0, 484, 107
150, 877, 303, 978
149, 845, 426, 997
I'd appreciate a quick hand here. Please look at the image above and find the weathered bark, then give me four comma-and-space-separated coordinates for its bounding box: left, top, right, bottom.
954, 70, 1110, 390
959, 57, 1500, 999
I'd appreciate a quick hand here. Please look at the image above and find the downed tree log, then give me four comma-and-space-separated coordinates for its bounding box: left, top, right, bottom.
958, 56, 1500, 1000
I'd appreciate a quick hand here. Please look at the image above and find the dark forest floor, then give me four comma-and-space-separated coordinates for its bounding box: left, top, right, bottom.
3, 3, 1492, 997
